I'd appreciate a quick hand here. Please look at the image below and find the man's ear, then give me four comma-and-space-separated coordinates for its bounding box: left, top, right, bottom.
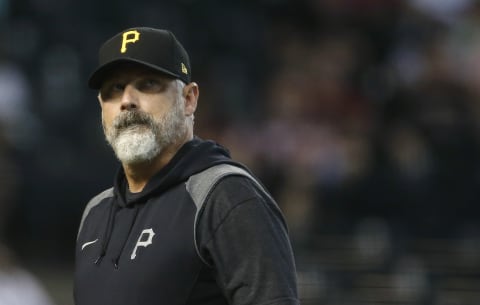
97, 93, 103, 108
183, 82, 199, 116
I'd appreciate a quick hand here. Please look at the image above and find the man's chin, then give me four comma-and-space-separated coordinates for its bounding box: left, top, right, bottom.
111, 130, 161, 164
116, 148, 160, 165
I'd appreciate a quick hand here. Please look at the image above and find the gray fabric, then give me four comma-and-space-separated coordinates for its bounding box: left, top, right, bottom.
187, 164, 250, 209
77, 187, 114, 240
185, 164, 270, 265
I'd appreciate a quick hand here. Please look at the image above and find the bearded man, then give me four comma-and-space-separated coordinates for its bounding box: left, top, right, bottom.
74, 27, 299, 305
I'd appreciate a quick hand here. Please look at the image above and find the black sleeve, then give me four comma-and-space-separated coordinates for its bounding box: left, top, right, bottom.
196, 175, 300, 305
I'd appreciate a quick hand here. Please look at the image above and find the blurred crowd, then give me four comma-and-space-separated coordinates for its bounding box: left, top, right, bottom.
1, 0, 480, 304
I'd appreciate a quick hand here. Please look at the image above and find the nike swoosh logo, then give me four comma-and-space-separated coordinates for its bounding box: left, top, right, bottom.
81, 239, 99, 250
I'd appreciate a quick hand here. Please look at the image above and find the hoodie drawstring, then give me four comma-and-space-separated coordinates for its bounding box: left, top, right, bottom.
112, 204, 141, 269
95, 200, 142, 269
94, 201, 118, 265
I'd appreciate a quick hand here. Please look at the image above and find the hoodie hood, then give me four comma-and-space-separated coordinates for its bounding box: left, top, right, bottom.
113, 137, 239, 207
94, 137, 240, 267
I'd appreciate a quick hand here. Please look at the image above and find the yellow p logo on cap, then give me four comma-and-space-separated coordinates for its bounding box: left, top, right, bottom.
121, 30, 140, 53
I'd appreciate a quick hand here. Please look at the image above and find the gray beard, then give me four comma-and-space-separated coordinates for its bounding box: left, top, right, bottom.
109, 125, 160, 164
103, 104, 185, 165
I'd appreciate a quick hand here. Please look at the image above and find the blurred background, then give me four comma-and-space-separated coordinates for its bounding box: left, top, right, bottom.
1, 0, 480, 304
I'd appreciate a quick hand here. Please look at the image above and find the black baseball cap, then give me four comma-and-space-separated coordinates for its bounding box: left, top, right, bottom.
88, 27, 191, 89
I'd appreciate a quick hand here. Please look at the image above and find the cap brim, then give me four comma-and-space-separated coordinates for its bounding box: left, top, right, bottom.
88, 58, 181, 89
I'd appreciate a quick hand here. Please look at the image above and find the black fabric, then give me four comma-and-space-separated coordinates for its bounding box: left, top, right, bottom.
194, 176, 299, 305
74, 137, 299, 305
75, 186, 205, 305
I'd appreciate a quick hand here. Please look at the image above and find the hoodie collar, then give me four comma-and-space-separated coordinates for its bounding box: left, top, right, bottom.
113, 137, 235, 207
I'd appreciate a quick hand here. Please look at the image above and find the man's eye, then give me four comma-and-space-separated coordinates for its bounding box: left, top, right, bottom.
137, 79, 164, 91
145, 79, 158, 87
112, 83, 124, 91
100, 83, 124, 100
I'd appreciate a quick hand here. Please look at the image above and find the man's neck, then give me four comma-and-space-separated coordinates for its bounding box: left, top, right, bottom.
123, 160, 164, 193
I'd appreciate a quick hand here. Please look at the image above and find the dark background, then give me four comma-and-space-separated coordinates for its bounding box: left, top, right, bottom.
1, 0, 480, 304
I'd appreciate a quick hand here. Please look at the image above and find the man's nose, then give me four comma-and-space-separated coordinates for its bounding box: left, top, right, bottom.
120, 84, 139, 111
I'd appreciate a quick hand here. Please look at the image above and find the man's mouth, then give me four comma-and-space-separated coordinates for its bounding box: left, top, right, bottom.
114, 112, 152, 131
117, 121, 148, 131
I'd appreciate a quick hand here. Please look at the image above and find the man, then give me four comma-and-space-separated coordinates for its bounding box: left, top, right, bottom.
74, 27, 299, 305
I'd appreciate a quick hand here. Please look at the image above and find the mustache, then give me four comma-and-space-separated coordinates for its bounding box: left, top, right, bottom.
113, 111, 155, 131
